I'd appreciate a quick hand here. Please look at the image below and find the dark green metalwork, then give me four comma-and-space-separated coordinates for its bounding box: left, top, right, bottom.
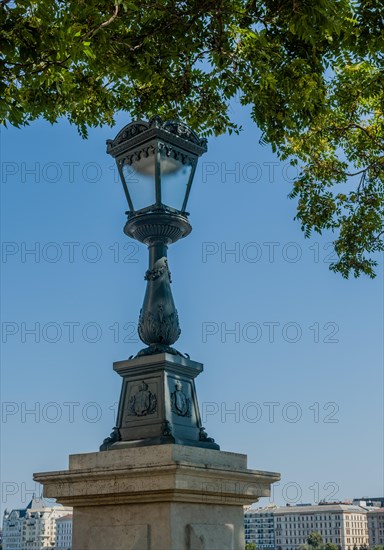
102, 118, 219, 451
106, 116, 207, 216
138, 241, 181, 356
100, 353, 219, 451
107, 117, 206, 357
124, 208, 191, 356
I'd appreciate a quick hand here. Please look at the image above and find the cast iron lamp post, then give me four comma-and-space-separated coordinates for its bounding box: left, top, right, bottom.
33, 119, 280, 550
107, 116, 207, 358
101, 116, 218, 450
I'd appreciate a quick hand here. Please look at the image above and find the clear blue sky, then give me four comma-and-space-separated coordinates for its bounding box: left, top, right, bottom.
1, 102, 383, 515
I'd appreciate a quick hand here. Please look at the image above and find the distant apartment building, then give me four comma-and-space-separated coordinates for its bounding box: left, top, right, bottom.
275, 504, 369, 550
2, 507, 24, 550
2, 497, 72, 550
368, 508, 384, 548
245, 505, 277, 549
55, 514, 73, 550
245, 504, 370, 550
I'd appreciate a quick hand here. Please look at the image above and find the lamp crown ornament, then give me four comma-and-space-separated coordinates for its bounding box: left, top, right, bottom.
106, 116, 208, 159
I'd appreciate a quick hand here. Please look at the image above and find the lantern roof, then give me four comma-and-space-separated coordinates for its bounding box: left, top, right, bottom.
106, 116, 208, 160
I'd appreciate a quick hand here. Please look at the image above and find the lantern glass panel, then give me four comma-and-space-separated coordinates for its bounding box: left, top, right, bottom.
160, 151, 192, 210
122, 153, 156, 211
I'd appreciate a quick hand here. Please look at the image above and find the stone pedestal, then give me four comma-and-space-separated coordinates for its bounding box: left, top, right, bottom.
34, 444, 280, 550
35, 352, 280, 548
101, 353, 219, 451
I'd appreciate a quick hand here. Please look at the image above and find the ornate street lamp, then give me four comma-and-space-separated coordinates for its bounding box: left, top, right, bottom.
34, 118, 280, 549
106, 116, 207, 357
101, 117, 219, 450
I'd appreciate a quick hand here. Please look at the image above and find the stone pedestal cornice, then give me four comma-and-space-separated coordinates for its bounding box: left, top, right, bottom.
34, 445, 279, 508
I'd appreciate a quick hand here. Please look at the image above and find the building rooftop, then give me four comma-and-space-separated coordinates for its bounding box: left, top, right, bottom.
245, 504, 279, 513
25, 497, 48, 511
56, 514, 73, 521
5, 509, 28, 519
3, 496, 72, 519
275, 504, 368, 514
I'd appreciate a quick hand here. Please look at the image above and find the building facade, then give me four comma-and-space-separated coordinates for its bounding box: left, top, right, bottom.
55, 514, 73, 550
245, 504, 371, 550
275, 504, 369, 550
245, 505, 277, 549
368, 509, 384, 548
2, 497, 72, 550
2, 507, 24, 550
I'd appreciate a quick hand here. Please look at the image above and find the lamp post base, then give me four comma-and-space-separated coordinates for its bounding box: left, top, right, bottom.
100, 353, 219, 451
34, 444, 280, 550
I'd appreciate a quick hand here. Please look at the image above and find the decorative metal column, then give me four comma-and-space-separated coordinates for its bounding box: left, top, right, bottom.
124, 209, 191, 357
101, 117, 219, 451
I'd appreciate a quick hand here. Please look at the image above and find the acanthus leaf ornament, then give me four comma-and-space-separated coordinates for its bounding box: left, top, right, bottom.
162, 420, 173, 437
199, 427, 215, 443
138, 306, 181, 347
99, 427, 121, 451
144, 258, 172, 282
137, 255, 181, 352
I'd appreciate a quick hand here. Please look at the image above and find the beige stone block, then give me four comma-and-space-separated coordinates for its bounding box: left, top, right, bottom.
34, 445, 280, 550
187, 523, 234, 550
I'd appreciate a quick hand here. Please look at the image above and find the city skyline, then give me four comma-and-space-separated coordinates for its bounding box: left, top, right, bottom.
2, 496, 383, 550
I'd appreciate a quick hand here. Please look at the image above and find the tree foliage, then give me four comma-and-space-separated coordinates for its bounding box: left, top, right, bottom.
299, 531, 339, 550
301, 535, 340, 550
307, 531, 324, 549
1, 0, 383, 277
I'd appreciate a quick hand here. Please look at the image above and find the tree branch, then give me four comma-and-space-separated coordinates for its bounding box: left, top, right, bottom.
311, 158, 384, 178
373, 230, 384, 243
333, 122, 383, 150
83, 4, 120, 40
